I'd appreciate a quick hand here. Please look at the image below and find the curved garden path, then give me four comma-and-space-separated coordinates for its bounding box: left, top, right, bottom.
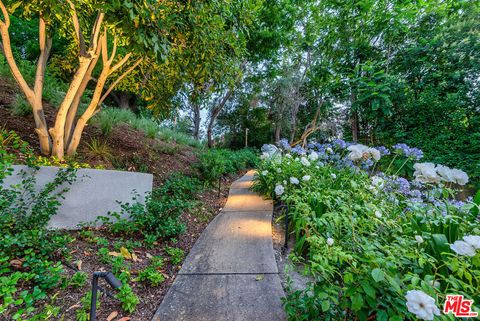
153, 170, 286, 321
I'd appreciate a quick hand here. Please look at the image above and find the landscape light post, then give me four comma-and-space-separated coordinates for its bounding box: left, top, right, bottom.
90, 272, 122, 321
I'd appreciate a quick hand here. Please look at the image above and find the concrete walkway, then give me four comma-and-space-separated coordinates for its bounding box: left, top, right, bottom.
153, 171, 286, 321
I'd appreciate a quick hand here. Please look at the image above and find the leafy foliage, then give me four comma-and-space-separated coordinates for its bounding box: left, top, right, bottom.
196, 148, 258, 184
0, 134, 77, 319
254, 141, 479, 320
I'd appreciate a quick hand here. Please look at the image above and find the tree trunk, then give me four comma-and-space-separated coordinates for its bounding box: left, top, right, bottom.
207, 88, 234, 148
192, 103, 201, 140
111, 91, 131, 109
207, 61, 246, 148
350, 91, 359, 142
275, 125, 281, 142
0, 10, 52, 155
351, 109, 359, 143
290, 104, 299, 144
50, 57, 93, 159
207, 125, 214, 148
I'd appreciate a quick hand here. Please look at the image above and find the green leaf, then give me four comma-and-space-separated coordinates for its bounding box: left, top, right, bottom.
371, 268, 384, 282
385, 275, 401, 294
361, 281, 376, 298
376, 310, 388, 321
321, 300, 330, 312
351, 293, 364, 311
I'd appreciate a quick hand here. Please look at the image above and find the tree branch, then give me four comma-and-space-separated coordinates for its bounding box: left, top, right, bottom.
101, 28, 108, 65
100, 58, 142, 105
0, 1, 34, 103
0, 0, 10, 28
107, 35, 117, 65
34, 17, 52, 96
67, 0, 87, 56
89, 11, 104, 50
109, 53, 132, 76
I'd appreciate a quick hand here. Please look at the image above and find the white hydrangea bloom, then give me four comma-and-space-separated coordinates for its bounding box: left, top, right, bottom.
308, 151, 318, 161
413, 163, 440, 184
405, 290, 440, 320
415, 235, 424, 244
290, 177, 299, 185
347, 144, 368, 161
300, 157, 311, 167
463, 235, 480, 249
274, 185, 284, 196
326, 238, 334, 246
331, 173, 337, 179
451, 168, 469, 185
436, 165, 455, 183
285, 154, 292, 158
374, 210, 382, 218
302, 175, 311, 181
366, 148, 381, 161
261, 170, 268, 176
276, 168, 282, 173
450, 240, 476, 257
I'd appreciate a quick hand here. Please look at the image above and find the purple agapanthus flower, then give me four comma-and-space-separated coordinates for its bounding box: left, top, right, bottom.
277, 138, 291, 151
406, 147, 423, 160
361, 159, 374, 170
291, 145, 306, 155
392, 143, 423, 160
333, 139, 347, 149
395, 177, 410, 194
376, 146, 391, 156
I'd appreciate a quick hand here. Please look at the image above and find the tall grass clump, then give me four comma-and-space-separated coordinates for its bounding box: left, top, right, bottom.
11, 94, 32, 116
157, 127, 204, 148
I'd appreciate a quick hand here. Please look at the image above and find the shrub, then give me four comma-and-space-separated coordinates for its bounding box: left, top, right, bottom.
11, 94, 32, 116
196, 148, 258, 184
136, 256, 166, 286
164, 246, 185, 265
97, 173, 201, 240
0, 135, 78, 319
255, 140, 480, 320
116, 285, 139, 313
86, 138, 112, 161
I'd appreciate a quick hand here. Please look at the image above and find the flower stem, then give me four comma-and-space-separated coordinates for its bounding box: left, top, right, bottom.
385, 154, 398, 175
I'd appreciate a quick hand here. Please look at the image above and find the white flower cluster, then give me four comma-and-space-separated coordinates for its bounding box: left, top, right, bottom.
300, 157, 311, 167
413, 163, 469, 185
450, 235, 480, 257
369, 175, 385, 193
274, 184, 284, 196
326, 238, 334, 246
308, 151, 319, 161
405, 290, 440, 320
347, 144, 381, 161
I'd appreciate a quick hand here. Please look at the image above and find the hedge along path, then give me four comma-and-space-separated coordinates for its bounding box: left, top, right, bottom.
153, 170, 286, 321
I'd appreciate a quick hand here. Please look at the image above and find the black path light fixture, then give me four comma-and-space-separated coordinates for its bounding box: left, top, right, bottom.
277, 202, 290, 254
90, 271, 123, 321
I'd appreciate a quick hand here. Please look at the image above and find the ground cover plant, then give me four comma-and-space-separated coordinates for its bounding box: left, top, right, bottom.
0, 129, 256, 320
254, 139, 480, 321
